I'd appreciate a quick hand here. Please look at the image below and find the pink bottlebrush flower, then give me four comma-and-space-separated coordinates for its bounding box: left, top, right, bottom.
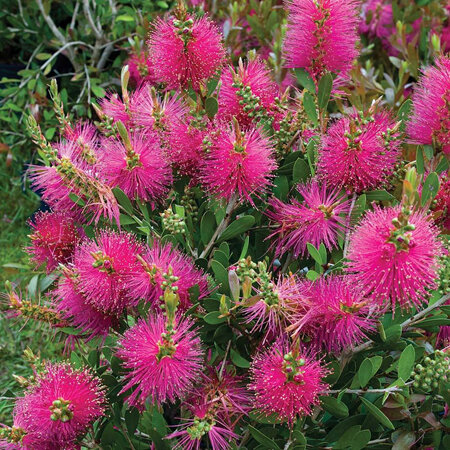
126, 49, 156, 85
167, 115, 209, 180
201, 125, 277, 203
243, 275, 305, 342
148, 14, 226, 89
249, 340, 328, 424
99, 91, 131, 126
407, 55, 450, 156
53, 268, 115, 340
432, 175, 450, 230
14, 363, 106, 448
74, 230, 141, 316
63, 122, 99, 166
317, 111, 401, 193
132, 86, 189, 134
287, 276, 377, 353
346, 206, 443, 309
267, 180, 350, 257
99, 130, 172, 203
359, 0, 397, 55
187, 366, 251, 422
284, 0, 360, 80
127, 240, 209, 310
27, 211, 82, 273
217, 59, 279, 127
116, 313, 203, 408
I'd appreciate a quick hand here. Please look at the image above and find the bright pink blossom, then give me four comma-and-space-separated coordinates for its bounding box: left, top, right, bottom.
99, 131, 172, 203
407, 55, 450, 156
346, 206, 443, 309
126, 49, 156, 85
284, 0, 360, 80
27, 211, 82, 273
249, 340, 328, 424
287, 276, 377, 353
267, 180, 350, 257
116, 313, 203, 408
201, 126, 277, 203
318, 111, 401, 192
74, 230, 141, 316
217, 59, 279, 127
127, 240, 209, 310
148, 14, 225, 89
53, 268, 115, 340
14, 363, 105, 448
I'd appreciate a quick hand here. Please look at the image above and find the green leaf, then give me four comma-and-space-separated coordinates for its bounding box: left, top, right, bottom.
397, 99, 412, 132
416, 148, 424, 174
317, 72, 333, 110
210, 260, 230, 293
384, 324, 402, 343
358, 358, 374, 388
365, 190, 396, 202
307, 243, 323, 265
351, 430, 371, 450
292, 158, 311, 183
302, 91, 318, 126
239, 235, 250, 260
219, 216, 255, 241
116, 14, 135, 22
398, 344, 415, 380
91, 84, 106, 98
320, 396, 349, 418
205, 97, 218, 118
119, 214, 135, 225
421, 172, 440, 205
125, 407, 140, 435
112, 187, 133, 215
294, 68, 315, 93
306, 270, 320, 281
200, 211, 215, 245
230, 349, 250, 368
248, 425, 281, 449
423, 144, 434, 160
318, 243, 327, 265
69, 193, 86, 207
360, 397, 395, 430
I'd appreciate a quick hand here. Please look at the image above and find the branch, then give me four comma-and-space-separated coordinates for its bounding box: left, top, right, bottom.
401, 293, 450, 329
82, 0, 102, 40
199, 194, 238, 259
343, 192, 357, 258
324, 384, 411, 395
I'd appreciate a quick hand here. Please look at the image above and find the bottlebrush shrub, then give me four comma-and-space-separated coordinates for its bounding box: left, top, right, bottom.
2, 1, 450, 449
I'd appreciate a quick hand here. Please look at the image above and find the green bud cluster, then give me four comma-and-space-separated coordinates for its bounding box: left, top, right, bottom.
160, 208, 186, 235
181, 186, 199, 222
236, 256, 257, 283
172, 17, 194, 45
274, 109, 300, 155
91, 251, 115, 273
283, 352, 306, 383
50, 398, 74, 422
186, 417, 215, 440
255, 261, 279, 307
387, 206, 415, 252
0, 426, 27, 444
233, 81, 270, 122
412, 350, 449, 391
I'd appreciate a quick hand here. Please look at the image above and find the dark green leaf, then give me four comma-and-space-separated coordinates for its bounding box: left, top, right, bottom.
397, 99, 412, 132
351, 430, 371, 450
320, 396, 349, 418
248, 425, 281, 449
421, 172, 440, 205
203, 311, 227, 325
239, 235, 250, 260
205, 97, 218, 119
358, 358, 374, 388
230, 349, 250, 368
125, 407, 140, 435
294, 68, 315, 93
220, 216, 255, 241
113, 187, 134, 215
398, 344, 415, 380
210, 260, 229, 293
365, 190, 396, 202
302, 92, 318, 126
292, 158, 311, 183
200, 211, 215, 245
360, 397, 395, 430
416, 148, 424, 174
317, 73, 333, 110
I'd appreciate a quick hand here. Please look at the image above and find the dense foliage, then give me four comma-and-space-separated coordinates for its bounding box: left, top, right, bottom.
1, 0, 450, 449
